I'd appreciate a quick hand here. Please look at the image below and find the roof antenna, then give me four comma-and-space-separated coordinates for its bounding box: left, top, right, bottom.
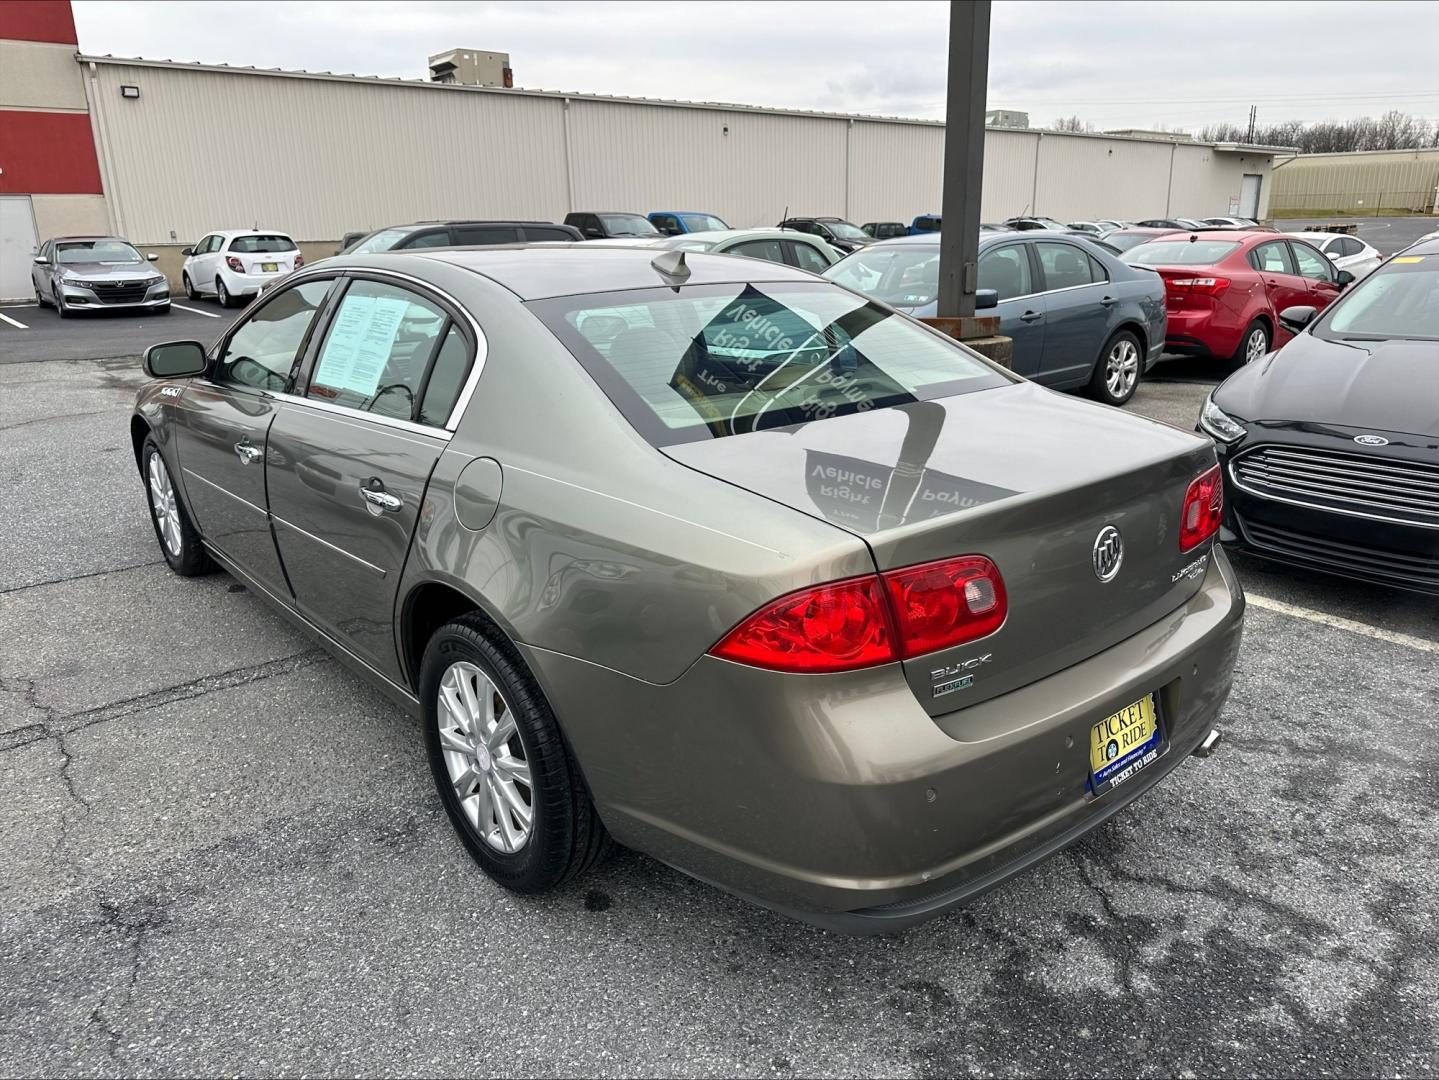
651, 249, 690, 282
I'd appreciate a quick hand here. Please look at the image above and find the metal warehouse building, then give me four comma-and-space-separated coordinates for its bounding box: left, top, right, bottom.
1269, 148, 1439, 216
2, 0, 1285, 298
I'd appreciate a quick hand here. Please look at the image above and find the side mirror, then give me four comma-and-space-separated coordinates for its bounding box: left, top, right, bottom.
33, 255, 49, 265
1335, 269, 1355, 287
144, 340, 208, 379
180, 247, 193, 257
1278, 305, 1318, 334
147, 252, 159, 262
975, 288, 999, 310
584, 228, 603, 239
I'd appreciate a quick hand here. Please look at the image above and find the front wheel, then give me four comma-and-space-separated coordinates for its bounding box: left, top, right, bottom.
420, 616, 610, 894
1231, 320, 1270, 368
141, 436, 212, 576
1089, 329, 1142, 407
56, 290, 73, 319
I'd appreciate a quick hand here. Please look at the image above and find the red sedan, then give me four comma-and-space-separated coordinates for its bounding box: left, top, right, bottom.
1124, 230, 1353, 366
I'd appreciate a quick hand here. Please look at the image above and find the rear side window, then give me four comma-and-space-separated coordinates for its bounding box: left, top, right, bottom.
453, 225, 520, 245
397, 230, 452, 250
978, 245, 1033, 300
680, 214, 727, 232
1127, 241, 1240, 267
522, 226, 576, 242
529, 281, 1009, 446
1250, 242, 1295, 274
1036, 242, 1099, 290
216, 279, 335, 392
308, 280, 454, 422
726, 239, 786, 264
1337, 237, 1364, 257
790, 241, 831, 273
229, 234, 297, 254
417, 325, 473, 426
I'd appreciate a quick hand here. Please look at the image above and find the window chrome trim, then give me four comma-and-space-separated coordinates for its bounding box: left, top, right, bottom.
1227, 454, 1439, 532
270, 514, 389, 576
269, 391, 453, 443
253, 263, 488, 434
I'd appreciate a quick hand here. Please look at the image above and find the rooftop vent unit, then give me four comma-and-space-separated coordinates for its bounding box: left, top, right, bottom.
428, 49, 513, 88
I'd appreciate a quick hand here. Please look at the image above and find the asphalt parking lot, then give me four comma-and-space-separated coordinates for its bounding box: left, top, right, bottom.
3, 254, 1438, 1076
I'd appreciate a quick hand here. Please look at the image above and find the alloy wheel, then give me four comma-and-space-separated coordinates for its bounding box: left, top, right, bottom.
147, 452, 183, 557
1245, 328, 1268, 364
436, 661, 534, 854
1105, 339, 1139, 399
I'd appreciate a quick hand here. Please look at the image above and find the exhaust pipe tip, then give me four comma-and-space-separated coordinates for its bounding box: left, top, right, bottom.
1192, 728, 1222, 759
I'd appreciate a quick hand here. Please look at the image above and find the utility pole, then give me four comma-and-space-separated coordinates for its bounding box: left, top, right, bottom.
1245, 105, 1257, 144
936, 0, 991, 319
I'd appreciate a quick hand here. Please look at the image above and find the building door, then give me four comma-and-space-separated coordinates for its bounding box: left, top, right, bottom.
1240, 174, 1263, 219
0, 196, 40, 302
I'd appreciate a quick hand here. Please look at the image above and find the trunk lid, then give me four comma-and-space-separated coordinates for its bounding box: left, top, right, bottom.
664, 381, 1218, 715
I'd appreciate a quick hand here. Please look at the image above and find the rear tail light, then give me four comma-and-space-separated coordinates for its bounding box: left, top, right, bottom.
1179, 464, 1224, 552
710, 556, 1008, 673
225, 256, 244, 273
294, 253, 305, 268
1166, 276, 1230, 296
883, 556, 1007, 659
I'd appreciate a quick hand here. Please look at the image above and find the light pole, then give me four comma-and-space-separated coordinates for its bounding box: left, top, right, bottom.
936, 0, 991, 320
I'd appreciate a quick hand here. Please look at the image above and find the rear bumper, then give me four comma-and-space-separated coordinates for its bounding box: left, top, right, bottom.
1164, 307, 1245, 359
523, 549, 1245, 930
221, 269, 289, 296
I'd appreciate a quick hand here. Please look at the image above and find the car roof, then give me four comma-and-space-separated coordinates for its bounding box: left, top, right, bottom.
677, 228, 822, 243
652, 211, 722, 216
402, 244, 818, 300
52, 235, 127, 242
207, 228, 291, 237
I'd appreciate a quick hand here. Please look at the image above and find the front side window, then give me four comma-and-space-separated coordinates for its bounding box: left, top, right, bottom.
308, 280, 453, 421
825, 246, 940, 307
229, 234, 297, 254
790, 241, 831, 273
651, 215, 680, 234
55, 239, 144, 265
1036, 242, 1099, 290
726, 239, 786, 265
215, 279, 335, 392
978, 244, 1034, 301
598, 214, 659, 237
1290, 242, 1334, 282
529, 282, 1008, 446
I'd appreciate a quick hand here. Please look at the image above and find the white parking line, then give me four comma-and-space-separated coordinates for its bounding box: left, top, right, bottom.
0, 311, 29, 329
172, 303, 221, 319
1247, 593, 1439, 655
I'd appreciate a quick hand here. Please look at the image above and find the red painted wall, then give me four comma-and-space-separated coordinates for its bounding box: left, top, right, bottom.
0, 111, 102, 194
0, 0, 78, 45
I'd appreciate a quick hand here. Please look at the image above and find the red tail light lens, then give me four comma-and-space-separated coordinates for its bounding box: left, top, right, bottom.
225, 256, 244, 273
294, 253, 305, 268
1166, 276, 1230, 296
711, 556, 1008, 672
882, 556, 1008, 658
1180, 464, 1224, 552
710, 576, 896, 673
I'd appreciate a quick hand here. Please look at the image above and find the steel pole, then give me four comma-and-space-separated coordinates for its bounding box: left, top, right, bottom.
937, 0, 991, 319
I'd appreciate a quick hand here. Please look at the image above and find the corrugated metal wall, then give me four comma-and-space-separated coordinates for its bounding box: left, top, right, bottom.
1269, 149, 1439, 213
84, 59, 1277, 243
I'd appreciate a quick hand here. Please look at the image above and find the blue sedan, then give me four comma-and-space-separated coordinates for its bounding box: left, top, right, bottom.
823, 233, 1166, 406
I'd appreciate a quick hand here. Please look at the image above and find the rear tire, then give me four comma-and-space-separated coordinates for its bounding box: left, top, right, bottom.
420, 614, 611, 895
216, 277, 234, 308
1231, 320, 1269, 368
1088, 329, 1142, 407
141, 435, 212, 577
35, 284, 50, 308
183, 272, 200, 301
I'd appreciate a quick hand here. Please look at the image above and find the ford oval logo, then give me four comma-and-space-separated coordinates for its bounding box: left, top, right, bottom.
1353, 434, 1389, 447
1093, 526, 1124, 583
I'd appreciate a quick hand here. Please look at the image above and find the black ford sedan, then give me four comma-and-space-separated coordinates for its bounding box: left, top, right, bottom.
1198, 238, 1439, 594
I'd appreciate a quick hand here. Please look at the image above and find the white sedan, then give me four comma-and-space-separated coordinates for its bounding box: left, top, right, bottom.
181, 229, 304, 307
1283, 231, 1383, 280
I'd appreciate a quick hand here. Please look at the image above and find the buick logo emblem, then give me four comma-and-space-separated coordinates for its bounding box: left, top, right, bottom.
1353, 434, 1389, 447
1093, 526, 1124, 583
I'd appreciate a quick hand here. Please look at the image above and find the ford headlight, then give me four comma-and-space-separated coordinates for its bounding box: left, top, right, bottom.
1199, 394, 1246, 444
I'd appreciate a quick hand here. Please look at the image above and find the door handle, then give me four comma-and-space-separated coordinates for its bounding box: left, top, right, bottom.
1100, 295, 1116, 307
1019, 310, 1043, 323
359, 483, 402, 513
233, 440, 262, 465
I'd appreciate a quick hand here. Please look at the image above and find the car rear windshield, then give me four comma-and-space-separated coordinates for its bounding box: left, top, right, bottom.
823, 246, 938, 307
56, 240, 143, 264
680, 214, 727, 232
529, 281, 1009, 446
1125, 240, 1239, 266
1101, 233, 1160, 254
229, 234, 297, 253
1318, 257, 1439, 341
599, 214, 660, 237
824, 222, 869, 240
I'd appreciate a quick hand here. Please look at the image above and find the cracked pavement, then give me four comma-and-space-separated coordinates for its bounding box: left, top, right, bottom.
1, 356, 1436, 1077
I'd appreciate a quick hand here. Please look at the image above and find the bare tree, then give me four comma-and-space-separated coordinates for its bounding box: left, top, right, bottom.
1199, 112, 1437, 152
1051, 115, 1092, 133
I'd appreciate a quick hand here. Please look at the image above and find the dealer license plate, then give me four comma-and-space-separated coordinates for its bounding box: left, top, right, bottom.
260, 262, 279, 273
1089, 694, 1161, 792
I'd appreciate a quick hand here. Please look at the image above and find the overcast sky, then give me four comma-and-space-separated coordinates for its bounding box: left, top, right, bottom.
72, 0, 1439, 132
